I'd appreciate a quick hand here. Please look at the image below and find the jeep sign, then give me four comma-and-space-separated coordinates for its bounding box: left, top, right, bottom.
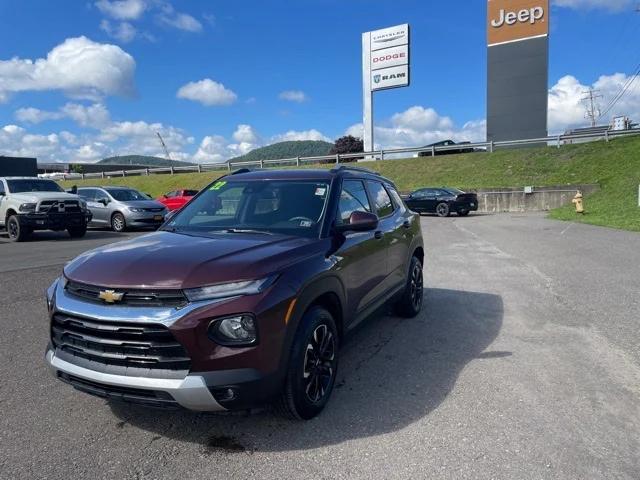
487, 0, 548, 46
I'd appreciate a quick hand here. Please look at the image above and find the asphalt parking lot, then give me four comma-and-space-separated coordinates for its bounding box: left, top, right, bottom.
1, 214, 639, 480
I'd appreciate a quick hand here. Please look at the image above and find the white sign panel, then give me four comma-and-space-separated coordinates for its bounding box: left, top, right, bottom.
371, 65, 410, 91
370, 23, 410, 51
371, 44, 409, 71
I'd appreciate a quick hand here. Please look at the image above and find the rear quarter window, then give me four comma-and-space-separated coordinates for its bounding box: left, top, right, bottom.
367, 181, 395, 218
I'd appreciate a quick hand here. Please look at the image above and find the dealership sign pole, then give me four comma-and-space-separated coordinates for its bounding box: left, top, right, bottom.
362, 24, 410, 155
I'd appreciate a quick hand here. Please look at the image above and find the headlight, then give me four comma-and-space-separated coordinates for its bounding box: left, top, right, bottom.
19, 203, 36, 212
128, 207, 145, 213
208, 315, 257, 346
79, 200, 87, 210
184, 275, 277, 302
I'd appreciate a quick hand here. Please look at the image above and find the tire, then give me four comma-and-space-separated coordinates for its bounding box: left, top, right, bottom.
457, 209, 470, 217
6, 215, 29, 242
395, 256, 424, 318
67, 225, 87, 238
435, 202, 450, 217
111, 212, 126, 232
276, 306, 339, 420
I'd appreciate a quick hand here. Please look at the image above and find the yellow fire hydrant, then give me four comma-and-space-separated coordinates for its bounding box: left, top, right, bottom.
572, 191, 584, 214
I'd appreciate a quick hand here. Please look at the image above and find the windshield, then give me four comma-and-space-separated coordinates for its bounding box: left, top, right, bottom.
444, 187, 465, 195
7, 179, 64, 193
165, 179, 331, 238
106, 188, 149, 201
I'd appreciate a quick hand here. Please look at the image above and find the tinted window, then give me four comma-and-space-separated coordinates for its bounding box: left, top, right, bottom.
78, 189, 96, 201
165, 191, 177, 198
105, 188, 148, 201
387, 187, 407, 213
95, 189, 110, 202
367, 181, 394, 218
184, 190, 199, 196
6, 179, 63, 193
337, 180, 371, 225
167, 180, 330, 238
412, 189, 428, 199
0, 181, 5, 195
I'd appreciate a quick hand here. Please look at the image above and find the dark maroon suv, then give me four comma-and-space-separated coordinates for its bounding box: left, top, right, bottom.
45, 167, 424, 419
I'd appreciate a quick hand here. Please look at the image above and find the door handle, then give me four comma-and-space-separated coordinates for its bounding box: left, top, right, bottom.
374, 231, 383, 240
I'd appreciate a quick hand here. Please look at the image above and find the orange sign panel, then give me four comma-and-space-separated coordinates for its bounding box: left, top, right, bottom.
487, 0, 549, 46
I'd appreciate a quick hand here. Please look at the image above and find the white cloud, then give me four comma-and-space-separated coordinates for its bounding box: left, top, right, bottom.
232, 124, 260, 144
193, 135, 229, 163
0, 36, 135, 102
553, 0, 633, 11
100, 20, 137, 43
271, 129, 330, 143
95, 0, 147, 20
14, 103, 111, 129
157, 3, 203, 32
279, 90, 308, 103
14, 107, 63, 124
548, 73, 640, 132
345, 105, 485, 151
176, 78, 237, 106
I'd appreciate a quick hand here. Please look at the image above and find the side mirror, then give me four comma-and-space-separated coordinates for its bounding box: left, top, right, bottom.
99, 198, 109, 206
336, 211, 379, 233
164, 209, 178, 222
0, 191, 5, 197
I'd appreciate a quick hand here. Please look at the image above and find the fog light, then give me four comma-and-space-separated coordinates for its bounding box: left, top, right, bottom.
208, 314, 257, 346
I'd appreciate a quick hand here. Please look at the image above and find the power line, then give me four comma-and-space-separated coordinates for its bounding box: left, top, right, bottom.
599, 63, 640, 119
582, 88, 602, 127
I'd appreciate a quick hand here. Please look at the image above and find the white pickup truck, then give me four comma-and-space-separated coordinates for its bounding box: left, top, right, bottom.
0, 177, 92, 242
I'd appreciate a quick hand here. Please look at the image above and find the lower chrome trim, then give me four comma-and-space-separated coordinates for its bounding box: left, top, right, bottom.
45, 348, 225, 412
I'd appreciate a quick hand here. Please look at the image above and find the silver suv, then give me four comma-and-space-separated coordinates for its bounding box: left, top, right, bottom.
77, 186, 168, 232
0, 177, 91, 242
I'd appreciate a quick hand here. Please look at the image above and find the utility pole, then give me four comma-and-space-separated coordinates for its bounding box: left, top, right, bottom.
156, 132, 172, 160
582, 88, 603, 127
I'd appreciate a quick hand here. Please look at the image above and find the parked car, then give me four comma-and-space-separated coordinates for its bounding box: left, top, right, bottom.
403, 187, 478, 217
45, 167, 424, 420
157, 189, 199, 211
77, 186, 168, 232
0, 177, 91, 242
418, 140, 475, 157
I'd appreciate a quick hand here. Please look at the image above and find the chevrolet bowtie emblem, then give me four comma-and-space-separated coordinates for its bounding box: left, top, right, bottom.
98, 289, 124, 303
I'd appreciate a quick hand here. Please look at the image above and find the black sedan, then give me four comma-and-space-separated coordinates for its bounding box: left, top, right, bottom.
403, 187, 478, 217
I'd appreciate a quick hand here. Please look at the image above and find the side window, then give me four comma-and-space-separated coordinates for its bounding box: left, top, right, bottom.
95, 189, 110, 203
0, 181, 5, 196
412, 189, 427, 199
387, 187, 407, 213
367, 181, 394, 218
338, 180, 371, 224
78, 189, 95, 201
165, 191, 177, 198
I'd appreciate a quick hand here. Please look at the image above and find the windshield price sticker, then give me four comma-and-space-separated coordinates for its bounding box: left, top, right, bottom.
315, 187, 327, 197
210, 181, 227, 191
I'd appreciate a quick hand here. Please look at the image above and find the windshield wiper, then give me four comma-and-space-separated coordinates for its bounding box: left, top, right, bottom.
221, 228, 275, 235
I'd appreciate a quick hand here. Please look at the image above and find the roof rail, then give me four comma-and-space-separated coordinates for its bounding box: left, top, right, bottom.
330, 165, 381, 176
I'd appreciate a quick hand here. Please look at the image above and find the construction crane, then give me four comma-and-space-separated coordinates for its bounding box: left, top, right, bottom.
156, 132, 172, 160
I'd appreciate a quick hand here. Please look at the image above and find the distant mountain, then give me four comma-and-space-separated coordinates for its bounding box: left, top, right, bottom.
97, 155, 195, 167
227, 140, 334, 164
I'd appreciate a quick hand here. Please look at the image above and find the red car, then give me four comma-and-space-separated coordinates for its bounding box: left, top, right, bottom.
157, 189, 199, 211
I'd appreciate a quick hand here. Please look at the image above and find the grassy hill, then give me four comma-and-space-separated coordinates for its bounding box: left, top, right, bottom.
62, 136, 640, 231
227, 140, 333, 163
96, 155, 195, 167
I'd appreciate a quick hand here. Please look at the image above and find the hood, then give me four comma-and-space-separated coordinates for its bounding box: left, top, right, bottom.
11, 192, 81, 203
116, 200, 167, 209
64, 231, 327, 289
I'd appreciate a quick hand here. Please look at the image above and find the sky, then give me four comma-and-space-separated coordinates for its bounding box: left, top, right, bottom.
0, 0, 639, 164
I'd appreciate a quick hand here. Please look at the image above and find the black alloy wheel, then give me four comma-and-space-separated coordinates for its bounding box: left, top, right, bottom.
276, 306, 339, 420
436, 202, 450, 217
303, 324, 337, 404
7, 215, 28, 242
395, 256, 424, 318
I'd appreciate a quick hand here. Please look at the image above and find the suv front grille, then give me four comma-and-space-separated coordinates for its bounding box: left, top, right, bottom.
51, 313, 191, 372
66, 281, 187, 308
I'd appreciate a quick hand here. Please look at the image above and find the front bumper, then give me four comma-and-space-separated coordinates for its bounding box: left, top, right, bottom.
45, 347, 225, 411
20, 211, 91, 230
125, 212, 166, 228
45, 277, 292, 411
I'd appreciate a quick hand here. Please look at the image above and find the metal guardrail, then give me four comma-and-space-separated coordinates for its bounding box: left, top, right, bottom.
59, 128, 640, 181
